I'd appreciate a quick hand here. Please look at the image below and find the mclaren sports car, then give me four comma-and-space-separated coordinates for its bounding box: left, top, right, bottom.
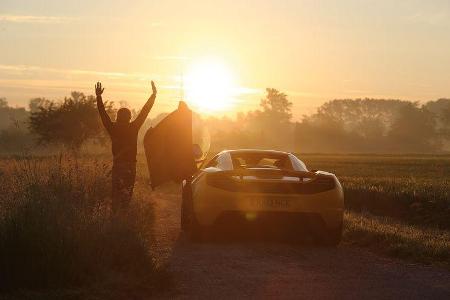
181, 149, 344, 245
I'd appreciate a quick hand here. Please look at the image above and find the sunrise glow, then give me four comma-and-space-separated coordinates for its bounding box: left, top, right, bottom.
183, 58, 236, 112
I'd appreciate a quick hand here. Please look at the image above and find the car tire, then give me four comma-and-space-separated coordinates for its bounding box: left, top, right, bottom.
319, 223, 342, 247
181, 182, 209, 242
180, 183, 190, 232
187, 218, 210, 242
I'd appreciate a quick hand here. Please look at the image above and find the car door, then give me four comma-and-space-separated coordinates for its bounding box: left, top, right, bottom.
143, 101, 198, 189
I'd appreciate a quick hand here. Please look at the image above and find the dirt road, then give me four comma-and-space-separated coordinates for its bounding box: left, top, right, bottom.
151, 188, 450, 299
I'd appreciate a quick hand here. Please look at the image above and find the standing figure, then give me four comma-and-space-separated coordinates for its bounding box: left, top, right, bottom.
95, 81, 157, 212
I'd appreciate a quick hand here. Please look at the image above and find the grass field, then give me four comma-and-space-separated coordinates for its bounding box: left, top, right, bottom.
301, 154, 450, 229
0, 153, 448, 295
300, 154, 450, 267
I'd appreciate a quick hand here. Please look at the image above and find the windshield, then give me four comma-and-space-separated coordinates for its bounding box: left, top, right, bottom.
230, 152, 294, 170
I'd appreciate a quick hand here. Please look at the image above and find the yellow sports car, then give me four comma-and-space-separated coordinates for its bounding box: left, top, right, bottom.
181, 149, 344, 245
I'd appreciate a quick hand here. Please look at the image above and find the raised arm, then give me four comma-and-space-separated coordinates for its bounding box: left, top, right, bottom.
95, 82, 113, 133
133, 80, 157, 129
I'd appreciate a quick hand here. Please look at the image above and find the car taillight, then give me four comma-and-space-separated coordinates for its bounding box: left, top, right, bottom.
301, 177, 335, 193
206, 172, 238, 191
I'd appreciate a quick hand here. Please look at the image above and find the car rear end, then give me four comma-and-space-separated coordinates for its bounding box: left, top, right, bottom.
192, 168, 344, 237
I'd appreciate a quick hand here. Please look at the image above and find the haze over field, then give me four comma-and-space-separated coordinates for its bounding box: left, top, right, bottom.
1, 2, 450, 298
1, 0, 450, 118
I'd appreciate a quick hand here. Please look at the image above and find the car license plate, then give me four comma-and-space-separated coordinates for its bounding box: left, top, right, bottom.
249, 197, 290, 209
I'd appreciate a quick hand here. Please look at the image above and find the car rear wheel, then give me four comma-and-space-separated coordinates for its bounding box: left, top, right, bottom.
317, 223, 342, 247
181, 182, 209, 242
180, 183, 190, 232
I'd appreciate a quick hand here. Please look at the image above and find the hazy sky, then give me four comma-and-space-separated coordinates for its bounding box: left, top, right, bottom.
1, 0, 450, 119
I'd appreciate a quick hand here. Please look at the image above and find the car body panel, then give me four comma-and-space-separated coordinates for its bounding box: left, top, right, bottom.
191, 174, 343, 229
184, 149, 344, 234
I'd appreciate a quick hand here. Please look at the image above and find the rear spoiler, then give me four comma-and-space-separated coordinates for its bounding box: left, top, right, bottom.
215, 169, 320, 180
206, 169, 335, 194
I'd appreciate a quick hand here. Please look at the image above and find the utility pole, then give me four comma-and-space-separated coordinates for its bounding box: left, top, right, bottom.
180, 69, 184, 101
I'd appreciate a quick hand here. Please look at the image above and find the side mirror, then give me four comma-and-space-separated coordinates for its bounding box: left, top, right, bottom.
193, 144, 203, 160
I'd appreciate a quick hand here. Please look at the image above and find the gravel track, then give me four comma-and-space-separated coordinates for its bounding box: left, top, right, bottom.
151, 189, 450, 299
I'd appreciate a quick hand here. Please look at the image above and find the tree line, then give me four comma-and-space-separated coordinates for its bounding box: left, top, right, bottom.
204, 92, 450, 153
0, 90, 449, 154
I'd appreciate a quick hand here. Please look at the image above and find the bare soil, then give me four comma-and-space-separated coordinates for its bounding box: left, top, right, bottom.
151, 187, 450, 299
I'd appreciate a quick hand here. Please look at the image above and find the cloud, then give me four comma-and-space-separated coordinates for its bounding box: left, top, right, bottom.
404, 11, 448, 25
148, 22, 163, 28
236, 87, 264, 95
0, 64, 156, 81
153, 56, 190, 61
0, 64, 276, 112
0, 15, 76, 24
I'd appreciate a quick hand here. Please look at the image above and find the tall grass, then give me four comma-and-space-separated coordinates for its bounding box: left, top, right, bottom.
344, 211, 450, 268
0, 152, 448, 290
342, 177, 449, 229
302, 154, 450, 229
0, 155, 166, 294
300, 154, 450, 266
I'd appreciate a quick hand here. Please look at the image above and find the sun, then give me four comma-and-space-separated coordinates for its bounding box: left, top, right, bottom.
184, 58, 236, 112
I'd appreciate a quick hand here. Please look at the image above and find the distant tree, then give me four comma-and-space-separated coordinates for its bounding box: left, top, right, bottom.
424, 98, 450, 144
29, 98, 52, 113
201, 88, 294, 150
29, 92, 114, 151
0, 98, 29, 130
0, 98, 33, 152
388, 102, 440, 152
240, 88, 294, 148
0, 98, 7, 108
259, 88, 292, 123
313, 99, 408, 134
294, 112, 353, 152
442, 106, 450, 137
294, 98, 445, 153
0, 126, 33, 153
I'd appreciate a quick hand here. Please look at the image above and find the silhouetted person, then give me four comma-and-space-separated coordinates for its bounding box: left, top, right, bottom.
95, 81, 157, 213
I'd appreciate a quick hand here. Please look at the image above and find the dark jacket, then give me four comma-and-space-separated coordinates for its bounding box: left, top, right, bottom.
97, 94, 155, 163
